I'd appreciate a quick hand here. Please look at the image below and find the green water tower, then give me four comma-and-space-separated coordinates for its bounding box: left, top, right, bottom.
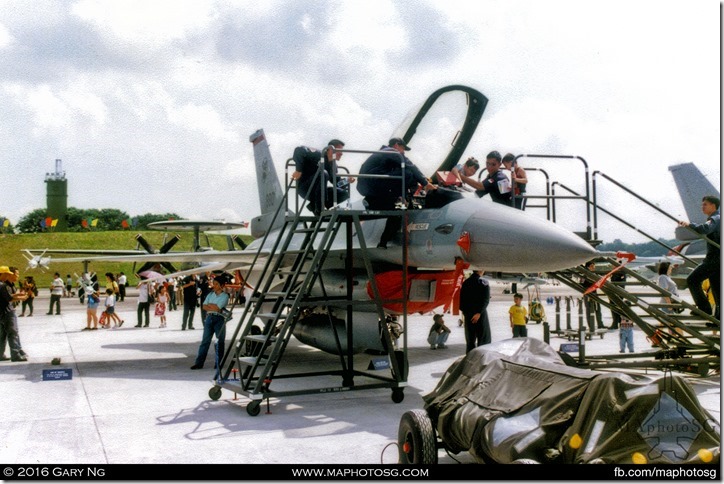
45, 158, 68, 231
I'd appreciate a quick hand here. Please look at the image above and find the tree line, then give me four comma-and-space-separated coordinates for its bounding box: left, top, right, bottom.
1, 208, 181, 233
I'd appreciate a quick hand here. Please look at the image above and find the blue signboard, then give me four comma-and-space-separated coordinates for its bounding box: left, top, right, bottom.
367, 358, 390, 370
559, 343, 580, 354
42, 368, 73, 381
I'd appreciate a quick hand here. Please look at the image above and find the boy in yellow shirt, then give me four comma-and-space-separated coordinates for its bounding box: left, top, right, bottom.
509, 293, 528, 338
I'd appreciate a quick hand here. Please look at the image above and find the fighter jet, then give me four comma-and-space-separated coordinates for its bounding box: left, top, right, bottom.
24, 85, 598, 354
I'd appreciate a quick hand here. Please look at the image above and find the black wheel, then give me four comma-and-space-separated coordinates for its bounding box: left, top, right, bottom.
391, 388, 405, 403
247, 401, 261, 417
208, 386, 222, 401
398, 409, 437, 464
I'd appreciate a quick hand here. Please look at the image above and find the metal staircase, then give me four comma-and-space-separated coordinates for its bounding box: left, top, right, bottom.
548, 255, 720, 375
207, 176, 408, 416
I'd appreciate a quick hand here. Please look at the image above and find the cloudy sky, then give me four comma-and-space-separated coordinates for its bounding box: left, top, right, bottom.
0, 0, 719, 243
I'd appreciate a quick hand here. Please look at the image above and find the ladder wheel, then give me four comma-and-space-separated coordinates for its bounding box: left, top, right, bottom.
247, 401, 261, 417
208, 386, 222, 401
391, 388, 405, 403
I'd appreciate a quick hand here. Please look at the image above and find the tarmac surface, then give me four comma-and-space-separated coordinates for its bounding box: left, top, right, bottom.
0, 282, 719, 468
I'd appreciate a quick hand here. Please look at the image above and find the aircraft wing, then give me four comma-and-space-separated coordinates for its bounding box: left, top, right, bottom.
137, 262, 234, 283
38, 249, 269, 266
25, 249, 149, 256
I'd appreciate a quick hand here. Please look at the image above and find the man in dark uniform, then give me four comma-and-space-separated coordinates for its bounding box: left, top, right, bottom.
181, 275, 198, 330
357, 137, 435, 248
292, 139, 349, 215
458, 270, 491, 352
679, 195, 721, 319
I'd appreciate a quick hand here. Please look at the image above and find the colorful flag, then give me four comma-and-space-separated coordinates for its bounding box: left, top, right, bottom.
121, 219, 129, 229
82, 220, 89, 228
2, 218, 8, 227
40, 219, 47, 228
45, 217, 52, 227
131, 218, 138, 227
91, 219, 98, 227
51, 219, 58, 227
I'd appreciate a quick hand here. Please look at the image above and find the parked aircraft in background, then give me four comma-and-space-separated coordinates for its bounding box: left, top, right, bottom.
24, 85, 599, 354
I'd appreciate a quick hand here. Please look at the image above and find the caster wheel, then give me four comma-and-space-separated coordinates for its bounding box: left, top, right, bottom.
208, 386, 222, 401
391, 388, 405, 403
247, 401, 261, 417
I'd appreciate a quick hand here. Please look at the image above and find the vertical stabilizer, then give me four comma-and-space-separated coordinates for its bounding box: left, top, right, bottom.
669, 162, 720, 225
249, 129, 286, 238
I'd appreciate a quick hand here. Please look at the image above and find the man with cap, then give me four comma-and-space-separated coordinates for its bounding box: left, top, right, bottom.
191, 272, 231, 370
0, 266, 29, 362
357, 137, 436, 248
292, 139, 352, 216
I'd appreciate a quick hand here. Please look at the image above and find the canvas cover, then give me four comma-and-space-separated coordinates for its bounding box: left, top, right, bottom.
423, 338, 720, 464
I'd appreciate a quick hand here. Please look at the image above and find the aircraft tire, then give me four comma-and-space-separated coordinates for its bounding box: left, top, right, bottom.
247, 401, 261, 417
208, 386, 222, 401
397, 409, 437, 464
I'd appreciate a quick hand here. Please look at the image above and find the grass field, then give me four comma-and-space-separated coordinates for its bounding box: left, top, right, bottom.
0, 231, 251, 288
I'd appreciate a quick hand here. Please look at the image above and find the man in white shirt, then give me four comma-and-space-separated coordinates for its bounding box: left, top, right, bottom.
47, 272, 64, 315
135, 281, 151, 327
117, 272, 127, 302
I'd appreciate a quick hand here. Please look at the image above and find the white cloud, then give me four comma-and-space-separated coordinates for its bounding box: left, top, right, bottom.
71, 0, 216, 47
0, 21, 13, 48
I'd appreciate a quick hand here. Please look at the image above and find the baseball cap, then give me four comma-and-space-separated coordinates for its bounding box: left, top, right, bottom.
0, 266, 13, 275
389, 137, 410, 151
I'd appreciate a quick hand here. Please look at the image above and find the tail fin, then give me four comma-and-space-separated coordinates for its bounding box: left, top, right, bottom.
249, 129, 286, 238
669, 162, 719, 225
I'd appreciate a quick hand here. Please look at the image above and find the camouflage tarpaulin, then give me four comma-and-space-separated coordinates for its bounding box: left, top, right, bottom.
423, 338, 720, 464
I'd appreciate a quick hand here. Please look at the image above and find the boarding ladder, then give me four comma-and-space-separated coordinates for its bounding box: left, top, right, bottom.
548, 256, 720, 375
510, 156, 719, 374
209, 166, 408, 416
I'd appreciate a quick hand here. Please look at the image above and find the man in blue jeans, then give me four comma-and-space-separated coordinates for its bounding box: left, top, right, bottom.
190, 274, 230, 370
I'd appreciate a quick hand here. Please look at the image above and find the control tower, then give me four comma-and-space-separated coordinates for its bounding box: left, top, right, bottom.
45, 159, 68, 231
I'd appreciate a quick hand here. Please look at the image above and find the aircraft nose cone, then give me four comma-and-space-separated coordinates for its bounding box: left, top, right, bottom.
460, 207, 597, 272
